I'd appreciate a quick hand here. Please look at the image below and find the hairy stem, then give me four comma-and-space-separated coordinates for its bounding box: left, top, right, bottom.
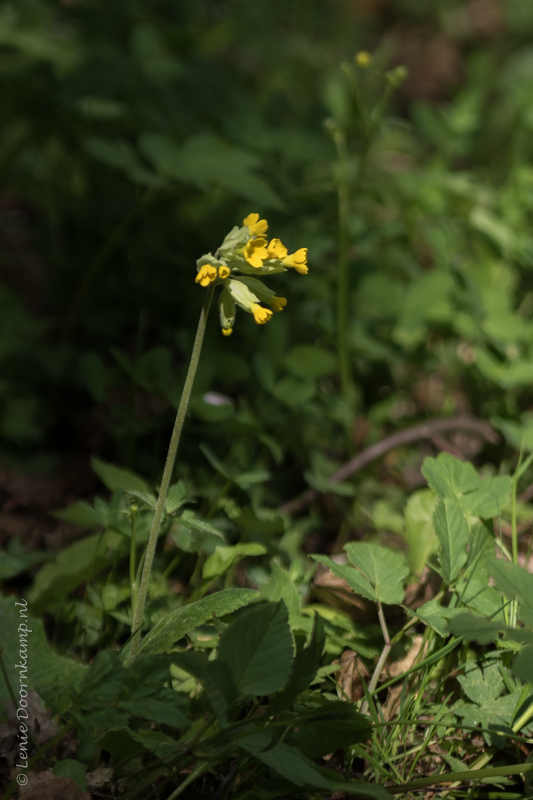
130, 284, 215, 658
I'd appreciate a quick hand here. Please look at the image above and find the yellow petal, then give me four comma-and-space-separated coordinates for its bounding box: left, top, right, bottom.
250, 303, 273, 325
284, 247, 308, 273
195, 264, 218, 287
244, 239, 269, 268
243, 213, 268, 236
270, 296, 287, 312
267, 238, 288, 259
218, 265, 230, 279
222, 327, 233, 336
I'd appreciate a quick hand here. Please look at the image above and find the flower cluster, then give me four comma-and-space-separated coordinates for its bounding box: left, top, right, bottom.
195, 213, 308, 336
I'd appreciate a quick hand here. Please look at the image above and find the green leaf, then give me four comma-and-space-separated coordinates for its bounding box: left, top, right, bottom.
240, 732, 332, 789
203, 543, 267, 580
0, 595, 86, 711
270, 615, 326, 712
311, 554, 376, 602
91, 456, 149, 493
459, 476, 512, 518
283, 346, 337, 379
217, 601, 293, 697
165, 481, 189, 514
52, 500, 106, 529
422, 453, 479, 501
171, 650, 236, 725
0, 537, 46, 580
489, 560, 533, 627
259, 561, 302, 622
512, 645, 533, 685
290, 702, 372, 757
53, 759, 87, 792
136, 589, 258, 656
344, 542, 409, 605
118, 696, 189, 729
27, 531, 121, 607
432, 498, 469, 584
415, 599, 462, 638
458, 660, 504, 705
272, 376, 315, 406
403, 489, 438, 575
176, 513, 226, 544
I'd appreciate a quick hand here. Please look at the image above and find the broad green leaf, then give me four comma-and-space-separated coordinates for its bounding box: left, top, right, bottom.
457, 575, 506, 621
289, 702, 372, 757
118, 696, 189, 729
96, 728, 151, 762
171, 650, 236, 725
311, 554, 376, 602
53, 760, 87, 792
458, 660, 504, 705
203, 543, 266, 580
217, 601, 293, 697
136, 589, 258, 656
432, 498, 469, 584
344, 542, 409, 605
449, 612, 505, 644
27, 531, 122, 607
52, 500, 106, 529
0, 537, 46, 580
403, 489, 438, 575
283, 345, 336, 379
466, 522, 495, 575
91, 456, 149, 493
415, 599, 462, 638
259, 561, 302, 622
240, 732, 332, 789
489, 560, 533, 627
272, 376, 315, 406
0, 595, 87, 711
421, 453, 479, 500
270, 615, 326, 712
512, 645, 533, 685
128, 729, 179, 760
458, 476, 512, 518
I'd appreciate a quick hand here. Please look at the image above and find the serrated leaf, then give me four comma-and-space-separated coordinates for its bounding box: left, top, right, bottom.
458, 660, 504, 705
126, 489, 157, 509
489, 560, 533, 627
91, 456, 149, 493
203, 543, 266, 580
0, 595, 87, 711
422, 453, 479, 500
433, 498, 469, 584
290, 702, 372, 757
344, 542, 409, 605
458, 476, 512, 518
165, 481, 188, 514
136, 589, 258, 656
217, 601, 293, 697
259, 561, 302, 621
311, 554, 376, 602
177, 513, 226, 542
171, 650, 236, 725
270, 615, 326, 712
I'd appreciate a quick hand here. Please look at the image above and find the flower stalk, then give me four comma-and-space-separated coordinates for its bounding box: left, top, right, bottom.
130, 283, 215, 658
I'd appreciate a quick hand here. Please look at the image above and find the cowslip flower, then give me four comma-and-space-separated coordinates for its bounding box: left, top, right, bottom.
244, 238, 269, 268
243, 212, 268, 237
195, 212, 308, 335
284, 248, 308, 274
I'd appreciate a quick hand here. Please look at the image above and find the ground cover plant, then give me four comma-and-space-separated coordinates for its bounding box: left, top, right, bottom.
2, 0, 533, 797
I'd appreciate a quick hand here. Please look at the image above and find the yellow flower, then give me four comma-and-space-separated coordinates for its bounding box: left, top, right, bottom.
250, 303, 273, 325
195, 264, 218, 287
243, 213, 268, 236
284, 248, 308, 274
267, 238, 288, 259
356, 51, 371, 68
270, 296, 287, 312
244, 238, 269, 268
218, 264, 230, 279
222, 327, 233, 336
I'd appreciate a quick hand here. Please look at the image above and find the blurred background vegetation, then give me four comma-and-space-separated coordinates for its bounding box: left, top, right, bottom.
2, 0, 533, 549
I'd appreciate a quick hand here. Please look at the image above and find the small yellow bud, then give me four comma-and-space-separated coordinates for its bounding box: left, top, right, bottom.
356, 51, 371, 68
270, 296, 287, 312
222, 327, 233, 336
267, 238, 288, 259
250, 303, 273, 325
218, 264, 230, 279
243, 213, 268, 236
244, 238, 269, 268
195, 264, 218, 287
284, 248, 308, 274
